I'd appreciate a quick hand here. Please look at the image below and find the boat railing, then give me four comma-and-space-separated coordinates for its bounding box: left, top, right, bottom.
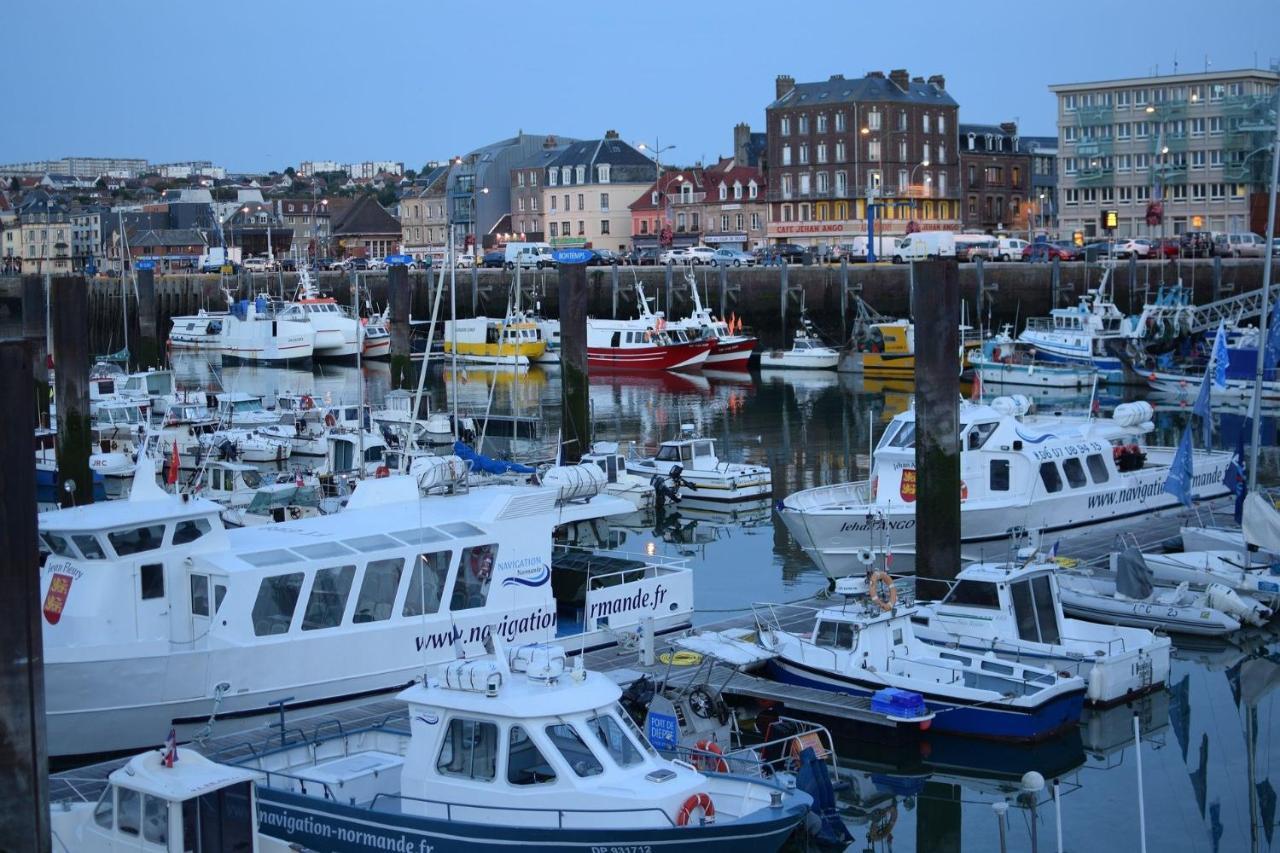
366, 791, 679, 828
553, 543, 691, 575
928, 630, 1088, 676
1058, 632, 1131, 657
670, 716, 841, 781
782, 480, 871, 510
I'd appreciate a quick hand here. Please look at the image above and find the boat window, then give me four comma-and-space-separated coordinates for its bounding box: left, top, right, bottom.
345, 534, 400, 553
887, 422, 917, 449
173, 518, 212, 545
403, 551, 452, 617
251, 572, 304, 636
1011, 580, 1039, 642
967, 422, 999, 450
437, 717, 498, 781
191, 575, 210, 617
390, 527, 450, 547
109, 524, 165, 555
544, 723, 604, 777
944, 580, 1000, 609
116, 786, 141, 836
352, 558, 404, 623
1031, 575, 1061, 644
610, 332, 621, 348
241, 549, 296, 568
143, 794, 168, 845
1086, 453, 1110, 484
814, 620, 858, 649
694, 441, 713, 457
1062, 457, 1088, 489
73, 534, 106, 559
292, 541, 355, 560
439, 521, 485, 539
981, 660, 1015, 676
214, 583, 227, 614
615, 703, 660, 756
990, 460, 1010, 491
655, 445, 681, 462
451, 545, 496, 611
586, 712, 643, 767
1038, 462, 1063, 493
507, 725, 557, 786
42, 532, 76, 557
876, 422, 902, 450
241, 470, 262, 489
301, 565, 356, 630
93, 785, 113, 829
141, 564, 164, 600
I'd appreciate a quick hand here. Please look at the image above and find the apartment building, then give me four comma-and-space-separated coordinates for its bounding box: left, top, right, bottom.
957, 122, 1032, 233
539, 133, 653, 252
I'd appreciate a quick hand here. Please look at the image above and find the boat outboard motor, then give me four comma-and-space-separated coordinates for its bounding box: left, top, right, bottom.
794, 747, 854, 847
652, 469, 683, 513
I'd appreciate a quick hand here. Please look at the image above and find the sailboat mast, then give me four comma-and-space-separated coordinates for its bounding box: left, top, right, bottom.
1247, 100, 1279, 492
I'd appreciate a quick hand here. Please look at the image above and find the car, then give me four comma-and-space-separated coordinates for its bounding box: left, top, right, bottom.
279, 258, 298, 272
455, 253, 476, 269
1145, 238, 1180, 260
1021, 241, 1076, 262
587, 248, 622, 266
659, 247, 691, 265
757, 243, 807, 265
367, 257, 388, 271
1272, 237, 1280, 258
408, 257, 433, 270
241, 256, 278, 273
1114, 239, 1151, 259
956, 238, 998, 262
1217, 232, 1269, 258
1180, 231, 1217, 258
995, 238, 1029, 261
624, 248, 660, 265
481, 250, 505, 268
710, 247, 756, 267
324, 258, 348, 270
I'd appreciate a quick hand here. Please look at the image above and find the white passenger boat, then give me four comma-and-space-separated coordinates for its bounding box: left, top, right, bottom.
912, 559, 1171, 706
51, 646, 811, 853
275, 271, 361, 361
625, 426, 772, 504
759, 317, 839, 371
779, 398, 1233, 579
37, 459, 694, 756
755, 577, 1086, 741
1015, 265, 1141, 383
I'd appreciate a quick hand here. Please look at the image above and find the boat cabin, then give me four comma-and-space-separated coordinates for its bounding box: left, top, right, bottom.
653, 433, 721, 472
214, 393, 275, 423
926, 562, 1065, 647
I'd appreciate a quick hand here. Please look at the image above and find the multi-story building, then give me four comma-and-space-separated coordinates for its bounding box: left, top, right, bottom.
1023, 136, 1059, 234
400, 165, 451, 261
155, 161, 226, 180
0, 157, 147, 179
629, 158, 768, 252
274, 197, 333, 260
70, 208, 107, 268
298, 160, 345, 178
509, 136, 575, 242
16, 200, 74, 274
1050, 68, 1279, 238
539, 133, 653, 252
347, 161, 404, 180
957, 122, 1032, 233
765, 70, 961, 248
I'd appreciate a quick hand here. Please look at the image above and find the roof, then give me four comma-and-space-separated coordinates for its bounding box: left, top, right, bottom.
545, 138, 655, 184
331, 193, 400, 236
1049, 67, 1280, 92
130, 228, 207, 247
1022, 136, 1058, 154
40, 491, 223, 533
107, 748, 258, 801
769, 74, 958, 110
401, 668, 623, 719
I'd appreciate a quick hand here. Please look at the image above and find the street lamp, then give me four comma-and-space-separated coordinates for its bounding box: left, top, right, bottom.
637, 140, 677, 247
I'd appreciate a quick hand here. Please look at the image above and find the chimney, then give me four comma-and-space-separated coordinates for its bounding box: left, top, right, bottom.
999, 121, 1018, 136
866, 70, 885, 79
775, 74, 796, 100
829, 74, 845, 81
927, 74, 946, 91
604, 129, 619, 140
912, 76, 925, 83
733, 123, 752, 165
543, 135, 558, 149
889, 69, 910, 92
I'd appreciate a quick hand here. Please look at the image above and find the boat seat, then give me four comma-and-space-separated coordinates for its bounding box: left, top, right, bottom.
1155, 582, 1190, 605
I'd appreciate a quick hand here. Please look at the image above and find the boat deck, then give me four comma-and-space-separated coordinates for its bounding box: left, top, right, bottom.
48, 496, 1231, 802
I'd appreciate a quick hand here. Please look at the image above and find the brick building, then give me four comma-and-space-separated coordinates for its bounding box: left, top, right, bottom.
765, 69, 961, 249
957, 122, 1033, 233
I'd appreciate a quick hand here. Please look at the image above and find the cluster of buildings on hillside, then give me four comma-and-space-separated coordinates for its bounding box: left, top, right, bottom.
2, 65, 1277, 274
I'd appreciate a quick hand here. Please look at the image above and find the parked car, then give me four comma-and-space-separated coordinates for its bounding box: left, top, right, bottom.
710, 247, 756, 267
241, 256, 277, 273
892, 232, 956, 263
1146, 238, 1180, 259
408, 257, 433, 270
1114, 238, 1151, 259
1081, 241, 1120, 262
1271, 237, 1280, 258
279, 258, 298, 272
588, 248, 622, 266
455, 253, 476, 269
682, 246, 716, 265
367, 257, 388, 271
956, 238, 998, 262
624, 247, 660, 265
345, 257, 372, 271
1180, 231, 1217, 258
504, 242, 556, 269
995, 237, 1029, 261
1216, 232, 1269, 258
1021, 241, 1076, 262
479, 251, 505, 268
756, 243, 807, 265
324, 258, 347, 270
659, 248, 691, 265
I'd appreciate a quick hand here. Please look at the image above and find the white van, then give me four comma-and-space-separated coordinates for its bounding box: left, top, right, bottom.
891, 232, 956, 263
504, 242, 556, 269
843, 235, 900, 262
995, 237, 1029, 261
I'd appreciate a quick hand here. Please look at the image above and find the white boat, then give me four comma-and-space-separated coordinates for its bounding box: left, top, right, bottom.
213, 392, 280, 427
759, 318, 839, 371
970, 343, 1098, 390
755, 576, 1087, 741
625, 426, 772, 504
779, 398, 1233, 579
582, 441, 656, 511
275, 271, 361, 360
218, 293, 315, 365
167, 309, 225, 349
1143, 366, 1280, 402
37, 459, 694, 756
51, 647, 812, 853
191, 428, 294, 466
1138, 549, 1280, 608
362, 307, 392, 359
912, 558, 1171, 706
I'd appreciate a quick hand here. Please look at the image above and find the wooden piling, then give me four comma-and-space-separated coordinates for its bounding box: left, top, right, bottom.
559, 258, 590, 464
912, 259, 961, 599
387, 264, 411, 389
134, 267, 160, 370
21, 275, 45, 342
52, 275, 93, 507
0, 340, 51, 853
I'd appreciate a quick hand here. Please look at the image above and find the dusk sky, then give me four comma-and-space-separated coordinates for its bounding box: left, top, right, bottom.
6, 0, 1278, 172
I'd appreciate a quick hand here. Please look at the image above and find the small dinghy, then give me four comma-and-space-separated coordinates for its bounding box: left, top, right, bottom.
1140, 549, 1280, 607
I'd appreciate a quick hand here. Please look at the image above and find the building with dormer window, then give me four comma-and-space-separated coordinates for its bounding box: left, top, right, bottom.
537, 132, 653, 251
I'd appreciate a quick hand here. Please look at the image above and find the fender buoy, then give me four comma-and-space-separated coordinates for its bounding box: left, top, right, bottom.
960, 480, 968, 501
868, 570, 898, 611
324, 412, 336, 427
676, 792, 715, 827
692, 740, 729, 773
375, 465, 390, 478
301, 395, 315, 410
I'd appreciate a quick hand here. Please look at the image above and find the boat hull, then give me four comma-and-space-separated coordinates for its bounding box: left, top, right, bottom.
588, 341, 712, 372
972, 359, 1097, 389
759, 353, 839, 370
705, 337, 757, 369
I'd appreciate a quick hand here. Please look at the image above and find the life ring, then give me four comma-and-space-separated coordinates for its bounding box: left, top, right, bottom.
300, 395, 315, 410
692, 741, 729, 773
375, 465, 390, 478
324, 412, 336, 427
676, 792, 715, 826
868, 570, 898, 611
960, 480, 968, 502
658, 650, 703, 666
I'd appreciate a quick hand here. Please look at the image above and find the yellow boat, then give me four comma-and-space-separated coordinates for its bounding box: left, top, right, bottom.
849, 320, 982, 377
442, 316, 547, 366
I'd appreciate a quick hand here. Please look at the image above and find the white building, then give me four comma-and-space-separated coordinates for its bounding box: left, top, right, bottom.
298, 160, 345, 177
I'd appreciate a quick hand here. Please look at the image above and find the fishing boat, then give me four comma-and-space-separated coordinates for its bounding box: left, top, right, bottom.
217, 293, 316, 366
167, 309, 225, 349
625, 426, 772, 504
755, 576, 1087, 741
969, 342, 1098, 390
37, 459, 694, 756
442, 315, 548, 366
912, 558, 1171, 706
1015, 265, 1141, 384
759, 315, 839, 371
52, 646, 811, 853
587, 318, 712, 372
668, 270, 757, 369
361, 308, 392, 359
275, 271, 361, 361
779, 398, 1233, 579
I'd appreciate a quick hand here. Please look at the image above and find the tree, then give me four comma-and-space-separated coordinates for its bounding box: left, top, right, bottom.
376, 186, 398, 207
95, 176, 108, 190
284, 166, 296, 177
403, 168, 417, 180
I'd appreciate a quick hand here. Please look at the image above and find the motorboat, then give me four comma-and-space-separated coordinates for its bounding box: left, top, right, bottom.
779, 398, 1233, 579
52, 646, 812, 853
1136, 549, 1280, 607
587, 281, 714, 372
755, 576, 1087, 741
167, 309, 225, 349
970, 341, 1098, 390
1181, 493, 1280, 561
274, 271, 361, 360
37, 458, 694, 756
361, 307, 392, 359
759, 315, 839, 371
188, 428, 294, 466
213, 392, 280, 427
218, 293, 315, 365
912, 558, 1171, 706
625, 425, 772, 504
442, 314, 547, 367
667, 269, 757, 369
582, 441, 656, 511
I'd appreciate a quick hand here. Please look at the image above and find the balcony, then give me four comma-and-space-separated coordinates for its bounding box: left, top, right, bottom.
1073, 139, 1114, 158
1075, 168, 1114, 187
1075, 105, 1113, 126
1151, 163, 1188, 184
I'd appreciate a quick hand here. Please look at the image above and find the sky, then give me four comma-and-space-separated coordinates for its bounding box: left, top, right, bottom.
5, 0, 1279, 173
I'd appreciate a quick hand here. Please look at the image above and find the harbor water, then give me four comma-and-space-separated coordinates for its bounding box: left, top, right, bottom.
163, 351, 1280, 853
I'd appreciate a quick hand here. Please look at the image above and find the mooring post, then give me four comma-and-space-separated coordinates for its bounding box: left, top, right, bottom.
610, 263, 620, 318
663, 263, 673, 317
21, 275, 50, 423
52, 276, 93, 507
0, 340, 49, 853
912, 259, 961, 599
471, 264, 479, 316
1213, 255, 1223, 301
719, 262, 729, 319
975, 257, 985, 325
387, 263, 411, 390
559, 255, 591, 464
1051, 257, 1061, 307
134, 266, 160, 369
780, 261, 789, 332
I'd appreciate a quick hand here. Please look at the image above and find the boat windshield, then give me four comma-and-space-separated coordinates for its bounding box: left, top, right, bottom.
544, 723, 604, 777
226, 399, 265, 413
655, 444, 691, 463
585, 712, 644, 767
885, 422, 916, 449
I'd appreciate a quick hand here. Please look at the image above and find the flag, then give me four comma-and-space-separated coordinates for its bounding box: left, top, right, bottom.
1223, 420, 1248, 523
163, 727, 178, 767
167, 440, 180, 486
1163, 426, 1195, 507
1211, 321, 1229, 389
1049, 540, 1060, 560
970, 373, 982, 402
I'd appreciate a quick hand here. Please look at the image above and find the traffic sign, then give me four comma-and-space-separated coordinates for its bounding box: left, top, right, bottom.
553, 248, 592, 265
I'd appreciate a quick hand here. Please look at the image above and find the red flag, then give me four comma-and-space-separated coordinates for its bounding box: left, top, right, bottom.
167, 440, 180, 485
971, 374, 982, 402
163, 727, 178, 767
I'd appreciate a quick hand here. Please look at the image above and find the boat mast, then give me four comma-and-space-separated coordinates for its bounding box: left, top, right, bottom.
1247, 95, 1279, 493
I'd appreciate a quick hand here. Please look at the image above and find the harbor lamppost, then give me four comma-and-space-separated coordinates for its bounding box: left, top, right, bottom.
637, 141, 677, 250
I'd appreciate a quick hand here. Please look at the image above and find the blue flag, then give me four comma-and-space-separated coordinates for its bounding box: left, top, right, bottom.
1163, 425, 1195, 507
1211, 321, 1229, 389
1223, 419, 1248, 523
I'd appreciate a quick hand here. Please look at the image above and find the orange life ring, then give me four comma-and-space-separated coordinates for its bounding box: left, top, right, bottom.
868, 570, 898, 611
676, 792, 716, 827
301, 395, 315, 410
375, 465, 390, 478
692, 740, 729, 773
324, 412, 336, 427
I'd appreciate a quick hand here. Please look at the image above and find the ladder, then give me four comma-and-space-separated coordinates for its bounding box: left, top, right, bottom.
1134, 285, 1275, 339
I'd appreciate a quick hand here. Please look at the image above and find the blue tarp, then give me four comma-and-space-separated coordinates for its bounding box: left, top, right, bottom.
453, 441, 535, 475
